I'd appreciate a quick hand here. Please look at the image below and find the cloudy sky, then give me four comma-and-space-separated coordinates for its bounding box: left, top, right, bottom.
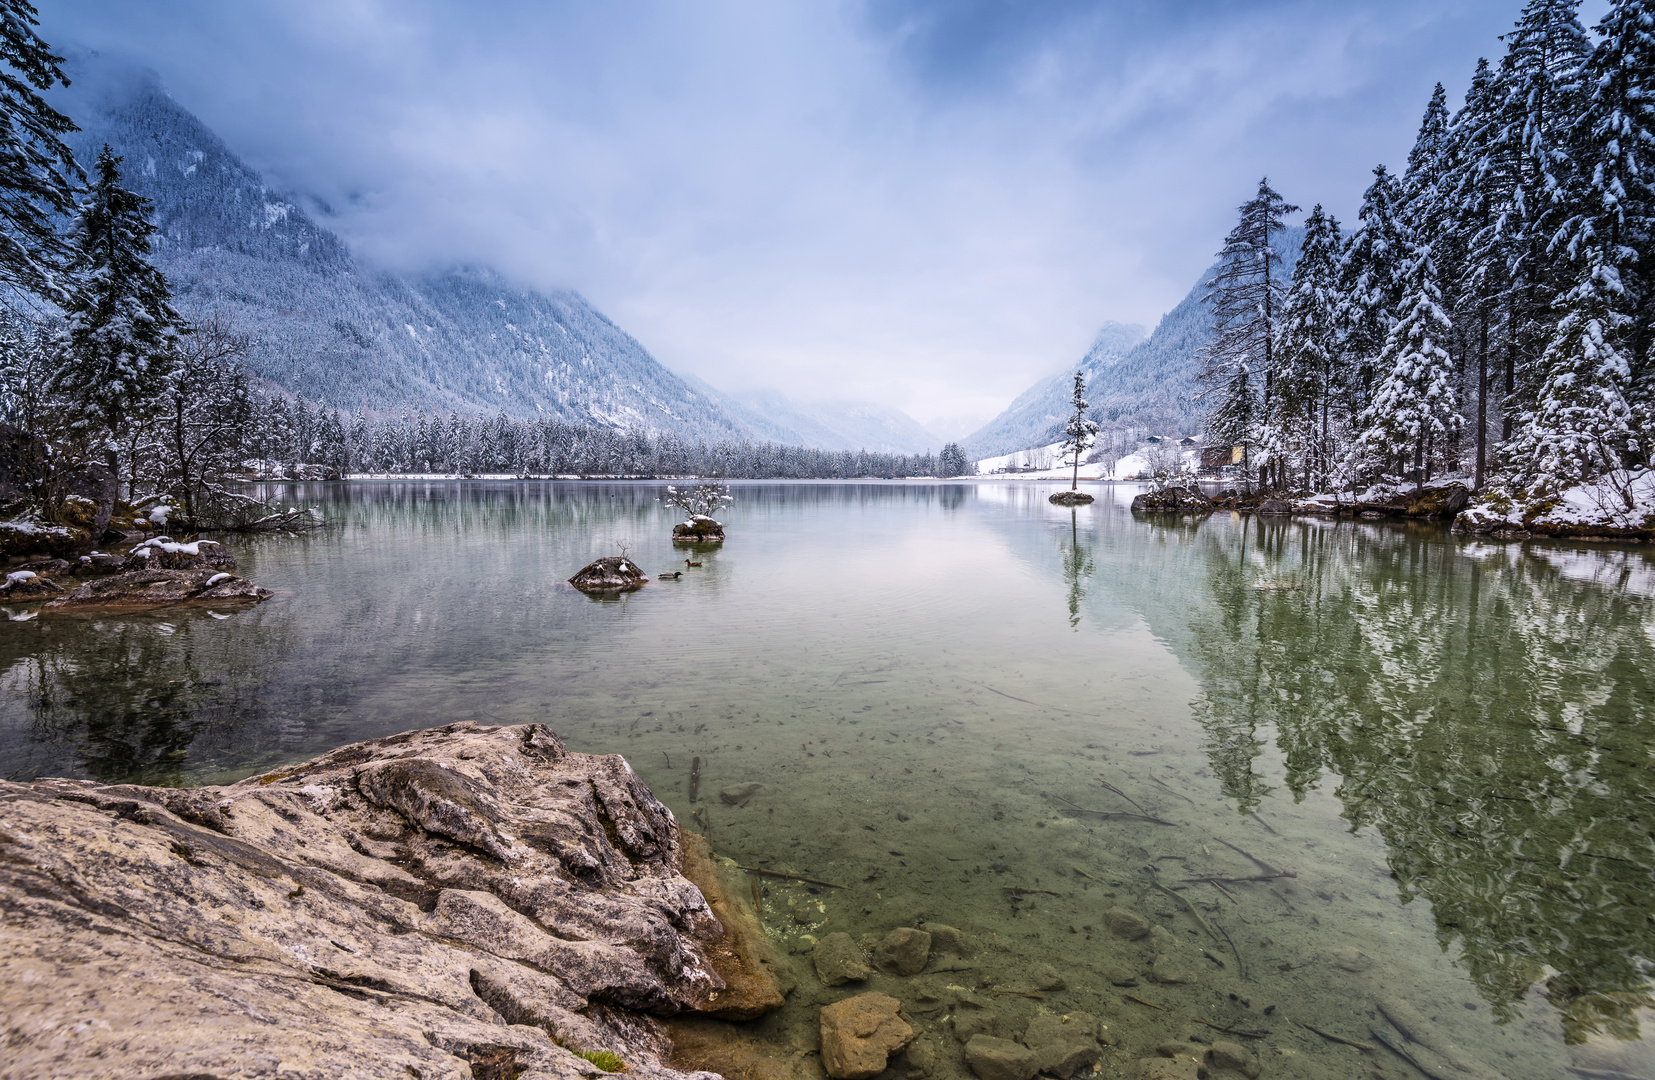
39, 0, 1605, 428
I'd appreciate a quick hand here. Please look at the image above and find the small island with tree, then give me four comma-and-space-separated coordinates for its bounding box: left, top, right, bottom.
1048, 371, 1098, 505
665, 479, 733, 543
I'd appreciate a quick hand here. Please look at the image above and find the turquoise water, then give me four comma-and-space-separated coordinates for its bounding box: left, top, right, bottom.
3, 480, 1653, 1079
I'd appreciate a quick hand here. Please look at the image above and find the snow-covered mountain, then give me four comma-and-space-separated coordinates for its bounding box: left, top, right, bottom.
53, 56, 748, 440
962, 322, 1145, 457
965, 232, 1302, 459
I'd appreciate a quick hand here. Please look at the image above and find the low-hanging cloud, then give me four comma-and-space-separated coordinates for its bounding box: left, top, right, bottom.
40, 0, 1587, 422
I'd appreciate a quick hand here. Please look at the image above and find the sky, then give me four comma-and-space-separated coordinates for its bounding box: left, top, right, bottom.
39, 0, 1610, 429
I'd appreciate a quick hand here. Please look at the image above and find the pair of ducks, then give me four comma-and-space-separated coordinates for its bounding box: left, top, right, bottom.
659, 558, 704, 580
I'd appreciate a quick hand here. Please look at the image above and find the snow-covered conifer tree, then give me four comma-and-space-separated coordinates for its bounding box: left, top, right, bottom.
0, 2, 81, 303
1058, 371, 1099, 491
1272, 206, 1345, 488
1445, 59, 1510, 487
1338, 166, 1410, 419
1199, 178, 1298, 485
1358, 242, 1460, 489
51, 146, 184, 477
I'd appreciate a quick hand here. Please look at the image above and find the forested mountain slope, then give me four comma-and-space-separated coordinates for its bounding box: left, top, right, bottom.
965, 231, 1302, 457
53, 58, 748, 439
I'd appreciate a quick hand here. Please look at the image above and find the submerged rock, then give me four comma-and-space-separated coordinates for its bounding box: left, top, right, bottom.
569, 555, 650, 592
874, 926, 931, 975
964, 1034, 1040, 1080
814, 931, 874, 985
41, 567, 271, 610
820, 992, 914, 1080
1022, 1012, 1102, 1077
0, 721, 785, 1080
719, 782, 764, 806
1106, 906, 1151, 940
1205, 1041, 1260, 1078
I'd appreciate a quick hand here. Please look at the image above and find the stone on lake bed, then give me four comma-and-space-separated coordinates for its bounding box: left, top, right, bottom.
720, 782, 764, 805
920, 922, 970, 956
1205, 1041, 1259, 1078
1106, 906, 1150, 940
873, 926, 931, 975
1026, 962, 1065, 991
1022, 1012, 1102, 1078
819, 992, 914, 1080
568, 556, 649, 592
814, 932, 873, 986
963, 1035, 1040, 1080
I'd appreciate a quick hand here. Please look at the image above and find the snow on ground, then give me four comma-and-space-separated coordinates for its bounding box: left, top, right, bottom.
1459, 469, 1655, 535
975, 441, 1197, 481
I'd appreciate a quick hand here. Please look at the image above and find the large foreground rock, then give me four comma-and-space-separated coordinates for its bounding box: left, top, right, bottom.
0, 722, 782, 1080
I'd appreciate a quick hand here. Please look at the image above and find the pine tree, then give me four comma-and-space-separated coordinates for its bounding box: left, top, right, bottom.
1507, 237, 1641, 488
0, 2, 81, 302
52, 146, 184, 478
1199, 178, 1298, 484
1491, 0, 1591, 445
1273, 206, 1345, 488
1565, 0, 1655, 451
1446, 58, 1510, 488
1059, 371, 1100, 491
1338, 166, 1410, 419
1358, 241, 1460, 489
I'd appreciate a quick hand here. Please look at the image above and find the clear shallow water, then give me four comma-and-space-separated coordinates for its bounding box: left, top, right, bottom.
4, 480, 1654, 1080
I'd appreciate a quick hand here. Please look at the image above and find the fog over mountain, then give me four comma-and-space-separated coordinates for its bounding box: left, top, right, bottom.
53, 57, 843, 443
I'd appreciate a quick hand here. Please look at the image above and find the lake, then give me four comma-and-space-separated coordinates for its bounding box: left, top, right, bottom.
3, 479, 1653, 1080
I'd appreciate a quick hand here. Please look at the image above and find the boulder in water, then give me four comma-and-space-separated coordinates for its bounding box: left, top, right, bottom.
569, 556, 650, 592
672, 517, 725, 543
1048, 490, 1094, 506
42, 567, 271, 610
1130, 487, 1212, 513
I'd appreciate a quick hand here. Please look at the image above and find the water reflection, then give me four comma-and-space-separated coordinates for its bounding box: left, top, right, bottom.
1060, 509, 1093, 629
2, 480, 1653, 1058
1160, 514, 1655, 1043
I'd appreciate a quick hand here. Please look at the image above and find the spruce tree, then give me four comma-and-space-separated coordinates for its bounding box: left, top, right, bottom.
1508, 237, 1641, 489
1058, 371, 1099, 491
0, 1, 81, 303
1199, 178, 1298, 485
1565, 0, 1655, 451
1358, 242, 1460, 490
1272, 206, 1345, 488
52, 146, 184, 476
1490, 0, 1591, 445
1338, 166, 1410, 419
1446, 59, 1509, 488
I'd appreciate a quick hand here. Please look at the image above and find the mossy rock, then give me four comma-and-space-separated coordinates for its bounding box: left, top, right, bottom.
1048, 491, 1094, 506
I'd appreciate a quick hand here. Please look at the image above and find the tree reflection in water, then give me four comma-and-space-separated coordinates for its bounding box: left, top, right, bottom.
1172, 514, 1655, 1044
1060, 509, 1093, 629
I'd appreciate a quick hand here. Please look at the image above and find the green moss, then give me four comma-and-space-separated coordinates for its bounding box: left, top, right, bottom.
575, 1049, 626, 1072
